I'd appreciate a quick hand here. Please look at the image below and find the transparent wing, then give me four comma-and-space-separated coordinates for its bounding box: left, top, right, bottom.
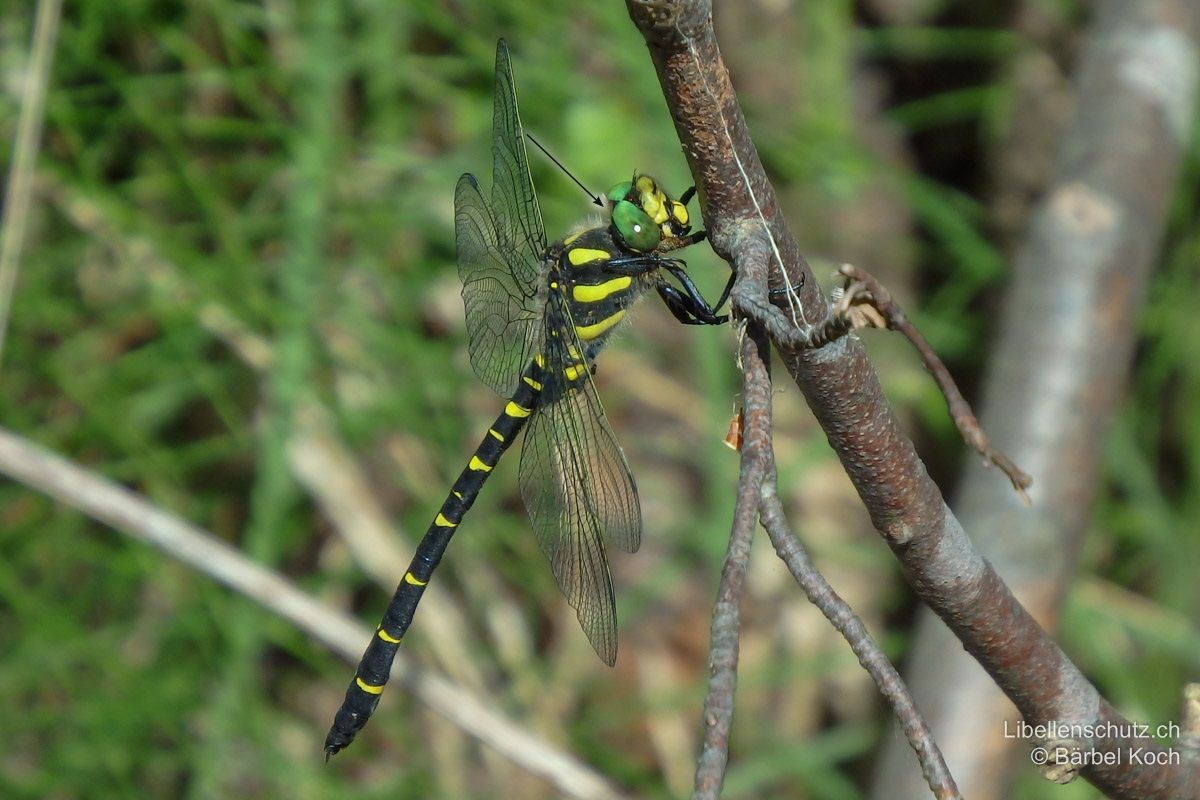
490, 39, 545, 287
455, 39, 547, 397
455, 173, 542, 396
518, 294, 642, 666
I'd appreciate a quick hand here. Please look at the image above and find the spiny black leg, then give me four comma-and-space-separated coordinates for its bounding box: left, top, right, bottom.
657, 282, 720, 325
660, 262, 728, 324
680, 186, 696, 205
656, 275, 728, 325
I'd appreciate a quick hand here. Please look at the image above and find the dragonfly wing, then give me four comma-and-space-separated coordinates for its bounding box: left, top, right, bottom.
455, 173, 542, 397
518, 295, 642, 665
490, 39, 546, 289
455, 40, 547, 397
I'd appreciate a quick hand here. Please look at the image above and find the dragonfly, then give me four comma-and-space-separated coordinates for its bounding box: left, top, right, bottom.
325, 39, 732, 757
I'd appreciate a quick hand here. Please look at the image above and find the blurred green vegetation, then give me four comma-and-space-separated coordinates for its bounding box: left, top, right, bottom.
0, 1, 1196, 799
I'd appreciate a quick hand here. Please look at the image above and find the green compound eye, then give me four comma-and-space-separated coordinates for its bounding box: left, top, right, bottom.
611, 199, 661, 253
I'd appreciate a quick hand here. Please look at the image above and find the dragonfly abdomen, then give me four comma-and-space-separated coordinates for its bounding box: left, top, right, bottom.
323, 361, 544, 758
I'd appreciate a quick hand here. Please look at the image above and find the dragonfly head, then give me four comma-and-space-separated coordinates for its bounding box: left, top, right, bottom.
606, 174, 693, 254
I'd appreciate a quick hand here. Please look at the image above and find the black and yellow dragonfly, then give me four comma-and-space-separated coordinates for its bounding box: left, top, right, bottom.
325, 39, 731, 757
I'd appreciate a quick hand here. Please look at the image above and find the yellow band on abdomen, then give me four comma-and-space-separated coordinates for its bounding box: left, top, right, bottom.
504, 401, 532, 419
376, 628, 403, 644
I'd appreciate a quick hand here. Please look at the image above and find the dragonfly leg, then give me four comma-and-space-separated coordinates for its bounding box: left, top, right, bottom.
603, 254, 662, 278
655, 279, 728, 325
657, 282, 715, 325
658, 262, 729, 325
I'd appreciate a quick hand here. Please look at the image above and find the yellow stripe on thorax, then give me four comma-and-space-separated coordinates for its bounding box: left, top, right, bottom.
523, 375, 542, 391
567, 247, 612, 266
572, 276, 632, 303
575, 310, 626, 341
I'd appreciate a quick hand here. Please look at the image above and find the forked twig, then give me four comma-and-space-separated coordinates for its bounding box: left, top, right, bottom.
746, 261, 1032, 502
754, 315, 960, 798
832, 264, 1032, 501
758, 475, 961, 800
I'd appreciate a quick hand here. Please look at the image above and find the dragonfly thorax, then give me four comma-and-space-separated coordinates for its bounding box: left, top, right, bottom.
545, 226, 658, 363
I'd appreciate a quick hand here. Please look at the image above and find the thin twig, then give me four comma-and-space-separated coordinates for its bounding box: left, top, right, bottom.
834, 263, 1032, 500
735, 260, 1033, 500
0, 0, 63, 369
692, 323, 771, 800
758, 475, 961, 800
0, 426, 628, 800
